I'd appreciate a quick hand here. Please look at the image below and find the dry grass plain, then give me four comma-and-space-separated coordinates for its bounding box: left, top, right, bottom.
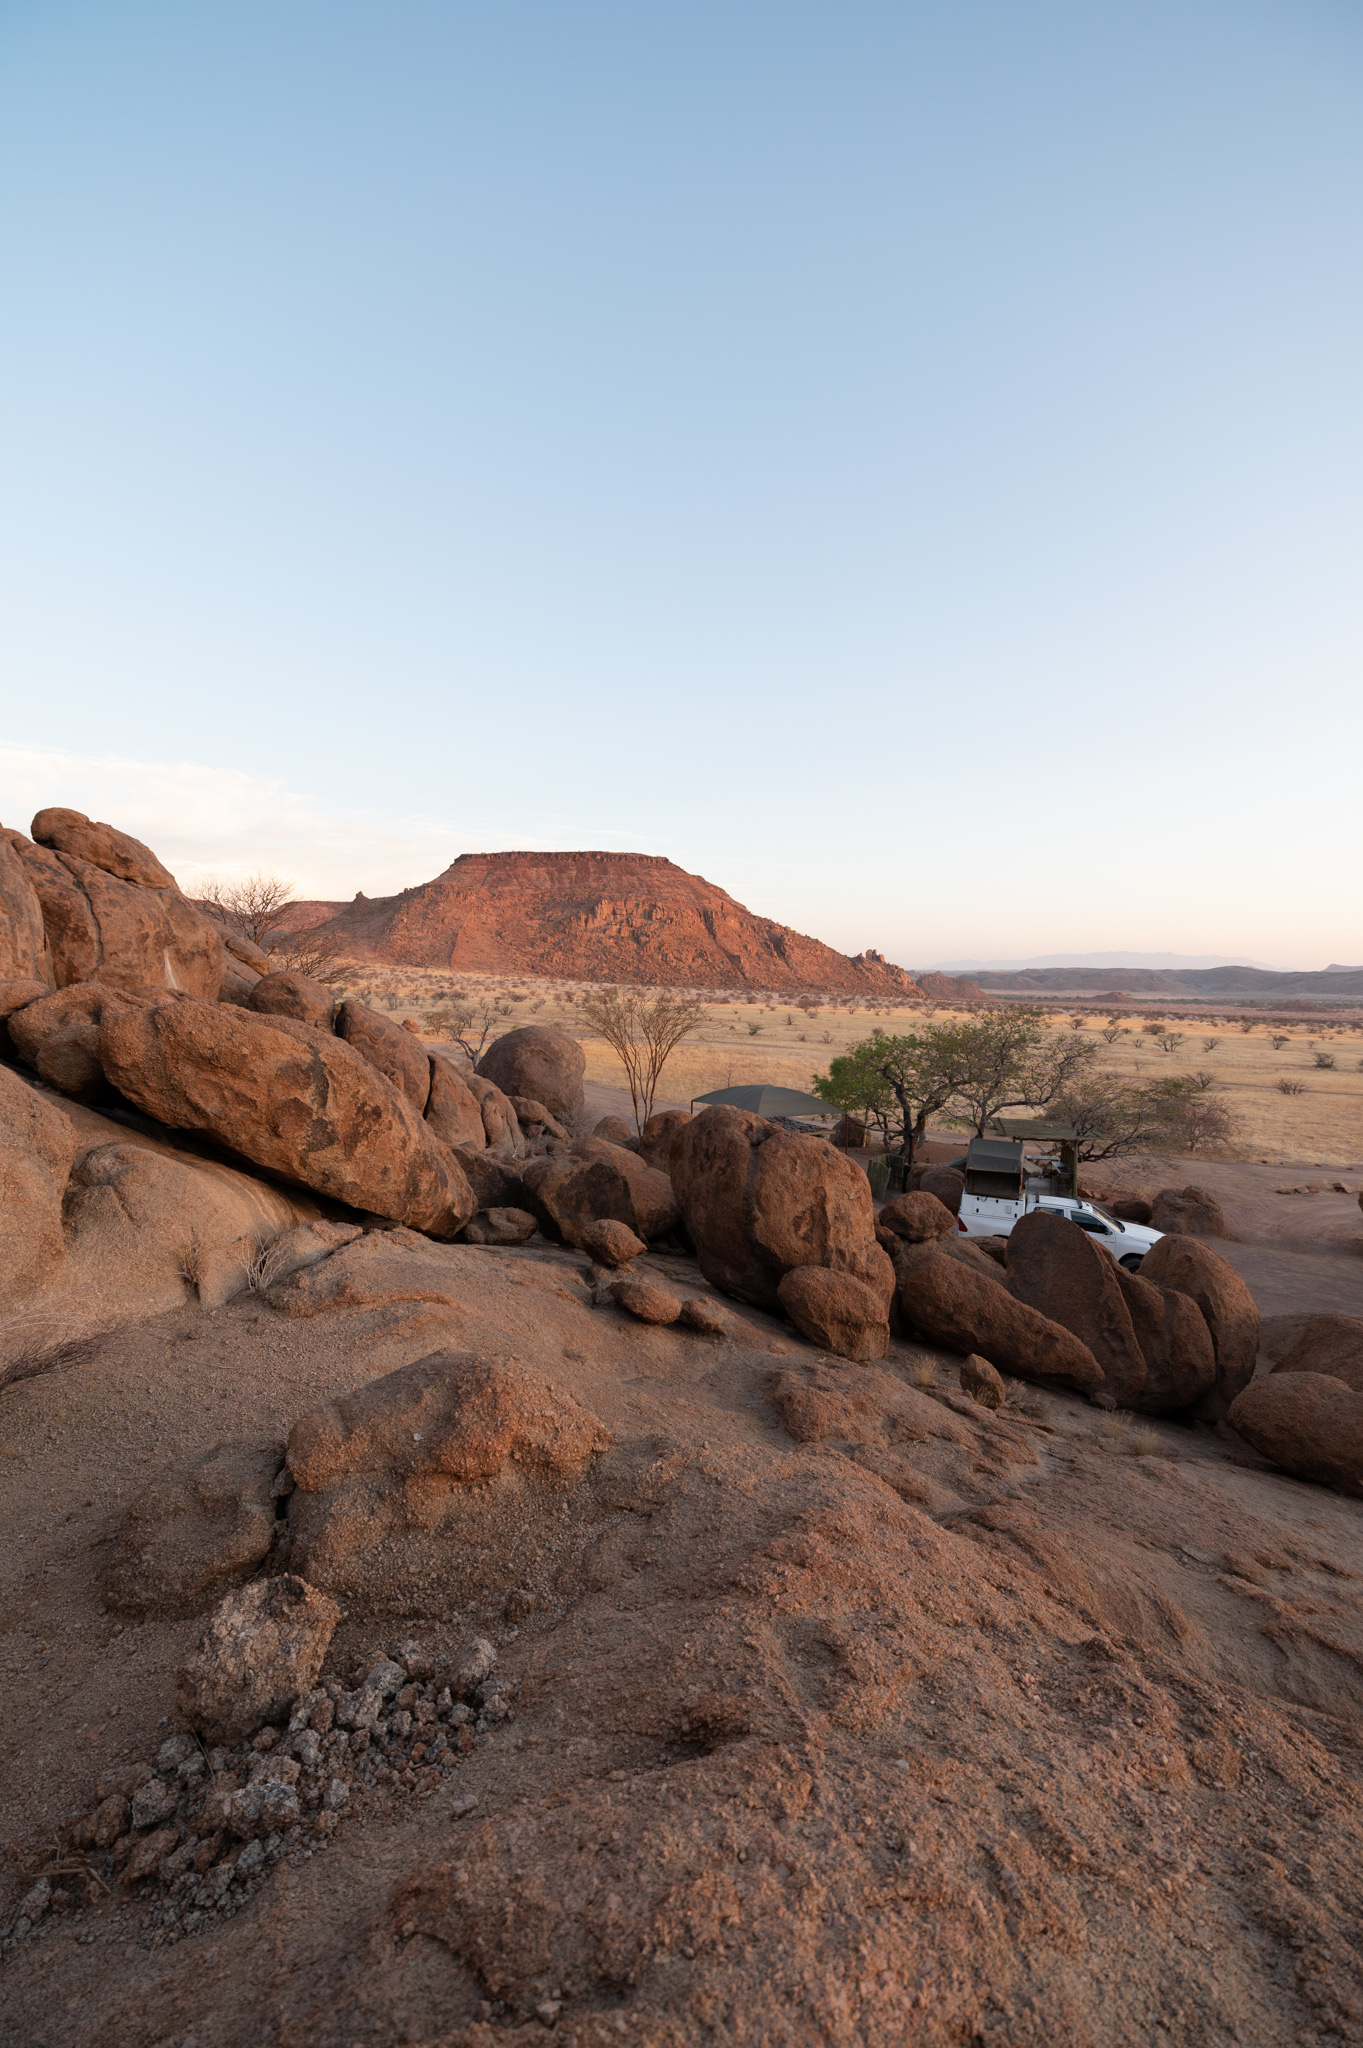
324, 963, 1363, 1167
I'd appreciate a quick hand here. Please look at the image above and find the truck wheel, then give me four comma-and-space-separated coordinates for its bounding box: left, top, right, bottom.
1119, 1254, 1144, 1273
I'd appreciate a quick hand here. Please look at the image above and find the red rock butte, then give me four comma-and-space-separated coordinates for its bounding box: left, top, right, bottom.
294, 850, 976, 996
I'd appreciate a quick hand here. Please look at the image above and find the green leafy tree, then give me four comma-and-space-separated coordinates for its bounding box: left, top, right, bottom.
813, 1029, 974, 1170
936, 1008, 1097, 1137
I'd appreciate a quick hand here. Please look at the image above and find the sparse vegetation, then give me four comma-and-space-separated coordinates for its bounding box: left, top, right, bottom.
1279, 1078, 1306, 1096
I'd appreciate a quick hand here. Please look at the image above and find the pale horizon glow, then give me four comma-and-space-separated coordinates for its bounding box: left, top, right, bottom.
1, 3, 1360, 976
0, 740, 1351, 976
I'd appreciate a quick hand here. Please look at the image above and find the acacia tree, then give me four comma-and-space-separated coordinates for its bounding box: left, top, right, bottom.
938, 1008, 1098, 1136
580, 986, 706, 1133
813, 1029, 978, 1172
1052, 1071, 1240, 1160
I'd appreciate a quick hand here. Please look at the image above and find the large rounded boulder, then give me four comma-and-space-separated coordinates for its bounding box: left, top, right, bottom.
9, 829, 222, 999
670, 1106, 889, 1314
1138, 1234, 1259, 1422
1228, 1374, 1363, 1498
1269, 1314, 1363, 1396
1005, 1209, 1148, 1407
97, 997, 475, 1237
477, 1024, 585, 1126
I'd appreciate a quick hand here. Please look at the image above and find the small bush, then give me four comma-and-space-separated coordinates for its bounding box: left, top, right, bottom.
1271, 1035, 1289, 1050
1314, 1051, 1336, 1069
747, 1022, 763, 1037
909, 1358, 936, 1389
1202, 1037, 1220, 1051
1279, 1078, 1306, 1096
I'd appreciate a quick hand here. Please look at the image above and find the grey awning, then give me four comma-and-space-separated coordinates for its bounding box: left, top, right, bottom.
690, 1084, 841, 1119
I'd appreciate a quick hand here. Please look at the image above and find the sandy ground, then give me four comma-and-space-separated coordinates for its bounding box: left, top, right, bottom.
2, 1222, 1363, 2047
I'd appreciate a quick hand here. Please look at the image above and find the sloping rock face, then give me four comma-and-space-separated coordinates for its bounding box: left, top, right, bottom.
97, 999, 475, 1237
477, 1024, 586, 1124
284, 1350, 611, 1611
264, 1229, 465, 1317
8, 827, 223, 999
103, 1440, 285, 1619
0, 1063, 79, 1313
671, 1106, 891, 1313
288, 850, 919, 994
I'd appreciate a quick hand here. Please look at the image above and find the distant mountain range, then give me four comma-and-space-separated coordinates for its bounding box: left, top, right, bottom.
930, 953, 1275, 972
965, 964, 1363, 998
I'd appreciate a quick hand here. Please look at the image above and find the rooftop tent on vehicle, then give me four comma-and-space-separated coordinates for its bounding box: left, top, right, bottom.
964, 1137, 1025, 1198
991, 1118, 1081, 1199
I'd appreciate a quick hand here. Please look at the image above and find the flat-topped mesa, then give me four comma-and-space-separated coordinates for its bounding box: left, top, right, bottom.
286, 849, 954, 996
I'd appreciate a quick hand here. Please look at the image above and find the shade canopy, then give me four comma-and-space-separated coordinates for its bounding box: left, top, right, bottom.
689, 1084, 841, 1119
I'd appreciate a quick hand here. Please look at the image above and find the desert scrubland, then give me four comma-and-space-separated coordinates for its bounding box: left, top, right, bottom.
325, 965, 1363, 1165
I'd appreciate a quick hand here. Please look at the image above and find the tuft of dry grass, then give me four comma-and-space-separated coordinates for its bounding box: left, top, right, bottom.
908, 1357, 937, 1389
0, 1298, 104, 1394
1128, 1425, 1163, 1457
175, 1228, 210, 1291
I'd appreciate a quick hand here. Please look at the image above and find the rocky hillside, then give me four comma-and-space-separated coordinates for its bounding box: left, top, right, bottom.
286, 849, 976, 997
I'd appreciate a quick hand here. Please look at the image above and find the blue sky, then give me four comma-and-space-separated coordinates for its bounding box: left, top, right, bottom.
1, 0, 1360, 969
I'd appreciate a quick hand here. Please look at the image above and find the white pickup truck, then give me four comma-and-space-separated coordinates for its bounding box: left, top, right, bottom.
951, 1137, 1162, 1271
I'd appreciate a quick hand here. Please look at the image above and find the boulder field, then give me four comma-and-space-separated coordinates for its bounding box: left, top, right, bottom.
2, 807, 1362, 2045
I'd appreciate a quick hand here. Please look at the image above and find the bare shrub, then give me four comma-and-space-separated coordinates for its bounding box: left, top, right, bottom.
1157, 1032, 1185, 1054
267, 928, 349, 981
747, 1022, 763, 1037
1279, 1078, 1306, 1096
1271, 1035, 1289, 1051
1192, 1071, 1216, 1091
1101, 1026, 1122, 1044
201, 871, 296, 947
1314, 1051, 1336, 1069
580, 987, 706, 1133
1202, 1037, 1220, 1052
